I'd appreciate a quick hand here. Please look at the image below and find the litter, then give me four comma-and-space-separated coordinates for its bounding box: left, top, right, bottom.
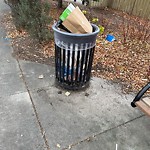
106, 34, 115, 42
65, 91, 71, 96
38, 74, 44, 79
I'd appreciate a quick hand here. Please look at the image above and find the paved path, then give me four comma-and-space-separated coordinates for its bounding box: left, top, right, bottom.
0, 1, 150, 150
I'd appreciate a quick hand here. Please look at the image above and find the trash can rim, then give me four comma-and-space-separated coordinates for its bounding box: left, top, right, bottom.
52, 23, 99, 37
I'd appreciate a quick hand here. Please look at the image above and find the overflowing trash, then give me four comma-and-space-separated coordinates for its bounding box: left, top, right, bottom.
52, 3, 99, 90
56, 3, 92, 34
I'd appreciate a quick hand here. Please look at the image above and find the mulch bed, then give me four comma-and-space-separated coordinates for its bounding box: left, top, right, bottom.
1, 2, 150, 94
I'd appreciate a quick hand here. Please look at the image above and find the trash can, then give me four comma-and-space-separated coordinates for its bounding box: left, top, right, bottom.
52, 24, 99, 90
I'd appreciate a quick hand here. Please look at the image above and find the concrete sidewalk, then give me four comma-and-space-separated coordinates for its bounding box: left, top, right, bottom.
0, 1, 150, 150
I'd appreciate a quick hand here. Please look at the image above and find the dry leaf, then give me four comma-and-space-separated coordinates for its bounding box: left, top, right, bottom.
38, 75, 44, 79
56, 144, 61, 148
65, 91, 71, 96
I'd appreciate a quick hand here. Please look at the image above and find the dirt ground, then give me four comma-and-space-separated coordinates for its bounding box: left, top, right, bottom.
2, 1, 150, 94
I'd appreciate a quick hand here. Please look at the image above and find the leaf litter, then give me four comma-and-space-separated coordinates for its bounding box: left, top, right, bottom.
1, 4, 150, 94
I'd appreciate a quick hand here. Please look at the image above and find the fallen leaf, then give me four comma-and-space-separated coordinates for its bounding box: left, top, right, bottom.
56, 144, 61, 148
82, 10, 87, 15
68, 145, 72, 149
85, 93, 89, 97
38, 75, 44, 79
141, 79, 148, 81
19, 74, 22, 78
58, 91, 62, 94
65, 91, 71, 96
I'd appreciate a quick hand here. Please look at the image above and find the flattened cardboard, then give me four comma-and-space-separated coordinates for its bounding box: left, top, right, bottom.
62, 6, 92, 34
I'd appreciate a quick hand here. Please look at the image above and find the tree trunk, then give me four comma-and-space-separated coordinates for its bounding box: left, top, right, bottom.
58, 0, 62, 8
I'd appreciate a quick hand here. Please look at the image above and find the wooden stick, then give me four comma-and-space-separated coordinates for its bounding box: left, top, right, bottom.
136, 100, 150, 117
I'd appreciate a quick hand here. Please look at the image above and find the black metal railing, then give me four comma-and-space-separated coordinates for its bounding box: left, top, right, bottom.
55, 44, 95, 90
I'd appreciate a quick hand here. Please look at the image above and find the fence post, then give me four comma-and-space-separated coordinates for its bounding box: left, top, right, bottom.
131, 0, 137, 15
107, 0, 114, 8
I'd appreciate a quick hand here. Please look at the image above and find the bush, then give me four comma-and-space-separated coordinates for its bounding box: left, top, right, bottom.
5, 0, 52, 43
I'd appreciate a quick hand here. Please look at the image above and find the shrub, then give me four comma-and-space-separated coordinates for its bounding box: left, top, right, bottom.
5, 0, 52, 43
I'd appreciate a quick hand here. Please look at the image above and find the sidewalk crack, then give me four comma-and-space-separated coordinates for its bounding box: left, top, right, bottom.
63, 115, 145, 150
16, 59, 50, 150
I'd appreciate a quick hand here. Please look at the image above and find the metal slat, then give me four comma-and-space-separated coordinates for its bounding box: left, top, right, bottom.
75, 50, 80, 81
59, 47, 62, 81
71, 50, 75, 83
62, 48, 66, 82
79, 50, 85, 82
86, 47, 95, 81
83, 49, 90, 82
55, 44, 58, 78
67, 50, 70, 82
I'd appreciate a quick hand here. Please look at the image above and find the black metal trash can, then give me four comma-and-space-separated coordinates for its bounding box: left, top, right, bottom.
52, 24, 99, 90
